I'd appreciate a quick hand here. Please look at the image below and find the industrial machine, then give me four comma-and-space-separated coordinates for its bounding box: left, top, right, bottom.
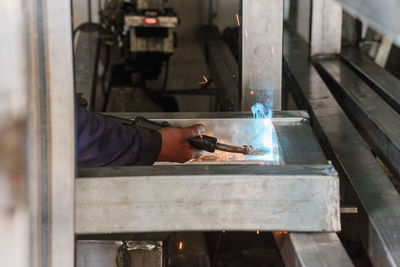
100, 0, 178, 79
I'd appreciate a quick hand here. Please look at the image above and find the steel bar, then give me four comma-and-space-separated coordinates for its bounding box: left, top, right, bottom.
274, 232, 354, 267
341, 47, 400, 114
283, 28, 400, 267
314, 58, 400, 181
241, 0, 282, 110
76, 164, 339, 234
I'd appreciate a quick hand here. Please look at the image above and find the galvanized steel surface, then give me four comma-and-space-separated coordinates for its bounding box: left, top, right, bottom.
76, 113, 339, 234
76, 165, 339, 234
274, 232, 354, 267
241, 0, 283, 110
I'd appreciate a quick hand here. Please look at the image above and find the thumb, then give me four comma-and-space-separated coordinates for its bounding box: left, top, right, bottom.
182, 124, 205, 139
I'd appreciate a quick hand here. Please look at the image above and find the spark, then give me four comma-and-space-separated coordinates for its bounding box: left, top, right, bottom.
198, 75, 208, 85
222, 230, 226, 234
256, 230, 260, 235
178, 242, 183, 250
235, 13, 240, 26
250, 90, 254, 95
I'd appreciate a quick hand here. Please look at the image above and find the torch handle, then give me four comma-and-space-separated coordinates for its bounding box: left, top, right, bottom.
134, 117, 218, 153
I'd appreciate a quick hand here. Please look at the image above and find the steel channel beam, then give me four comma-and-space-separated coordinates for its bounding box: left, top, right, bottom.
241, 0, 282, 111
274, 232, 354, 267
75, 164, 339, 234
314, 58, 400, 181
283, 28, 400, 267
341, 47, 400, 114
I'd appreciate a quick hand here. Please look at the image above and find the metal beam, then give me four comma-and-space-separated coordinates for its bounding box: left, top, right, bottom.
341, 47, 400, 114
274, 232, 354, 267
76, 165, 339, 234
315, 58, 400, 181
283, 28, 400, 267
310, 0, 342, 56
241, 0, 283, 111
32, 0, 76, 266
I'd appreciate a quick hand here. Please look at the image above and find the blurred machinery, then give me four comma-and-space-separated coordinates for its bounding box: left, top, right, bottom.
100, 0, 178, 79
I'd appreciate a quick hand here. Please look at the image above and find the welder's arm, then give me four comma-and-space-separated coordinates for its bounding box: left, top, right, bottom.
77, 107, 162, 167
77, 107, 205, 167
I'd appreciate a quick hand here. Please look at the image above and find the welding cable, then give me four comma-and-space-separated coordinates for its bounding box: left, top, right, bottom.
212, 231, 223, 267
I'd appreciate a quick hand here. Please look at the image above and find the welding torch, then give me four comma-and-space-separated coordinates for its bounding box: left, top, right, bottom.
103, 114, 252, 155
133, 117, 252, 155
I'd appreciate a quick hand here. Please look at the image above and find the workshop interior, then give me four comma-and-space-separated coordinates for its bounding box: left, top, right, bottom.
2, 0, 400, 266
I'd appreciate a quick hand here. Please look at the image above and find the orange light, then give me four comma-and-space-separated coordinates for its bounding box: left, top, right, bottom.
198, 75, 208, 85
178, 242, 183, 250
256, 230, 260, 235
222, 229, 226, 234
235, 13, 240, 26
144, 17, 159, 24
250, 90, 254, 95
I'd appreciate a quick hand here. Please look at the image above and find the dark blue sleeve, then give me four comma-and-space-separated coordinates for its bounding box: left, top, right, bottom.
77, 107, 162, 167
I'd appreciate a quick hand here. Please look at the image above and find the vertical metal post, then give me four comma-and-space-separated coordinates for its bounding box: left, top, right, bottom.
45, 0, 76, 266
29, 0, 76, 266
241, 0, 283, 111
310, 0, 342, 56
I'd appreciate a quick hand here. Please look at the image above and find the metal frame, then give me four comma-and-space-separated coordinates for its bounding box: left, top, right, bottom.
241, 0, 283, 111
283, 28, 400, 267
1, 0, 75, 267
75, 112, 340, 234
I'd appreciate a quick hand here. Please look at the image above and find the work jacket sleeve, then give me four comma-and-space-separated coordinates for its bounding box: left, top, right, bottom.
77, 107, 162, 167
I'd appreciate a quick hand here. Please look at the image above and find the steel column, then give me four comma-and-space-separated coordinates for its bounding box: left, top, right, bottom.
241, 0, 283, 111
310, 0, 342, 56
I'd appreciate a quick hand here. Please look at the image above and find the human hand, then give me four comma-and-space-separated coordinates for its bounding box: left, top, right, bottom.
157, 125, 205, 163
